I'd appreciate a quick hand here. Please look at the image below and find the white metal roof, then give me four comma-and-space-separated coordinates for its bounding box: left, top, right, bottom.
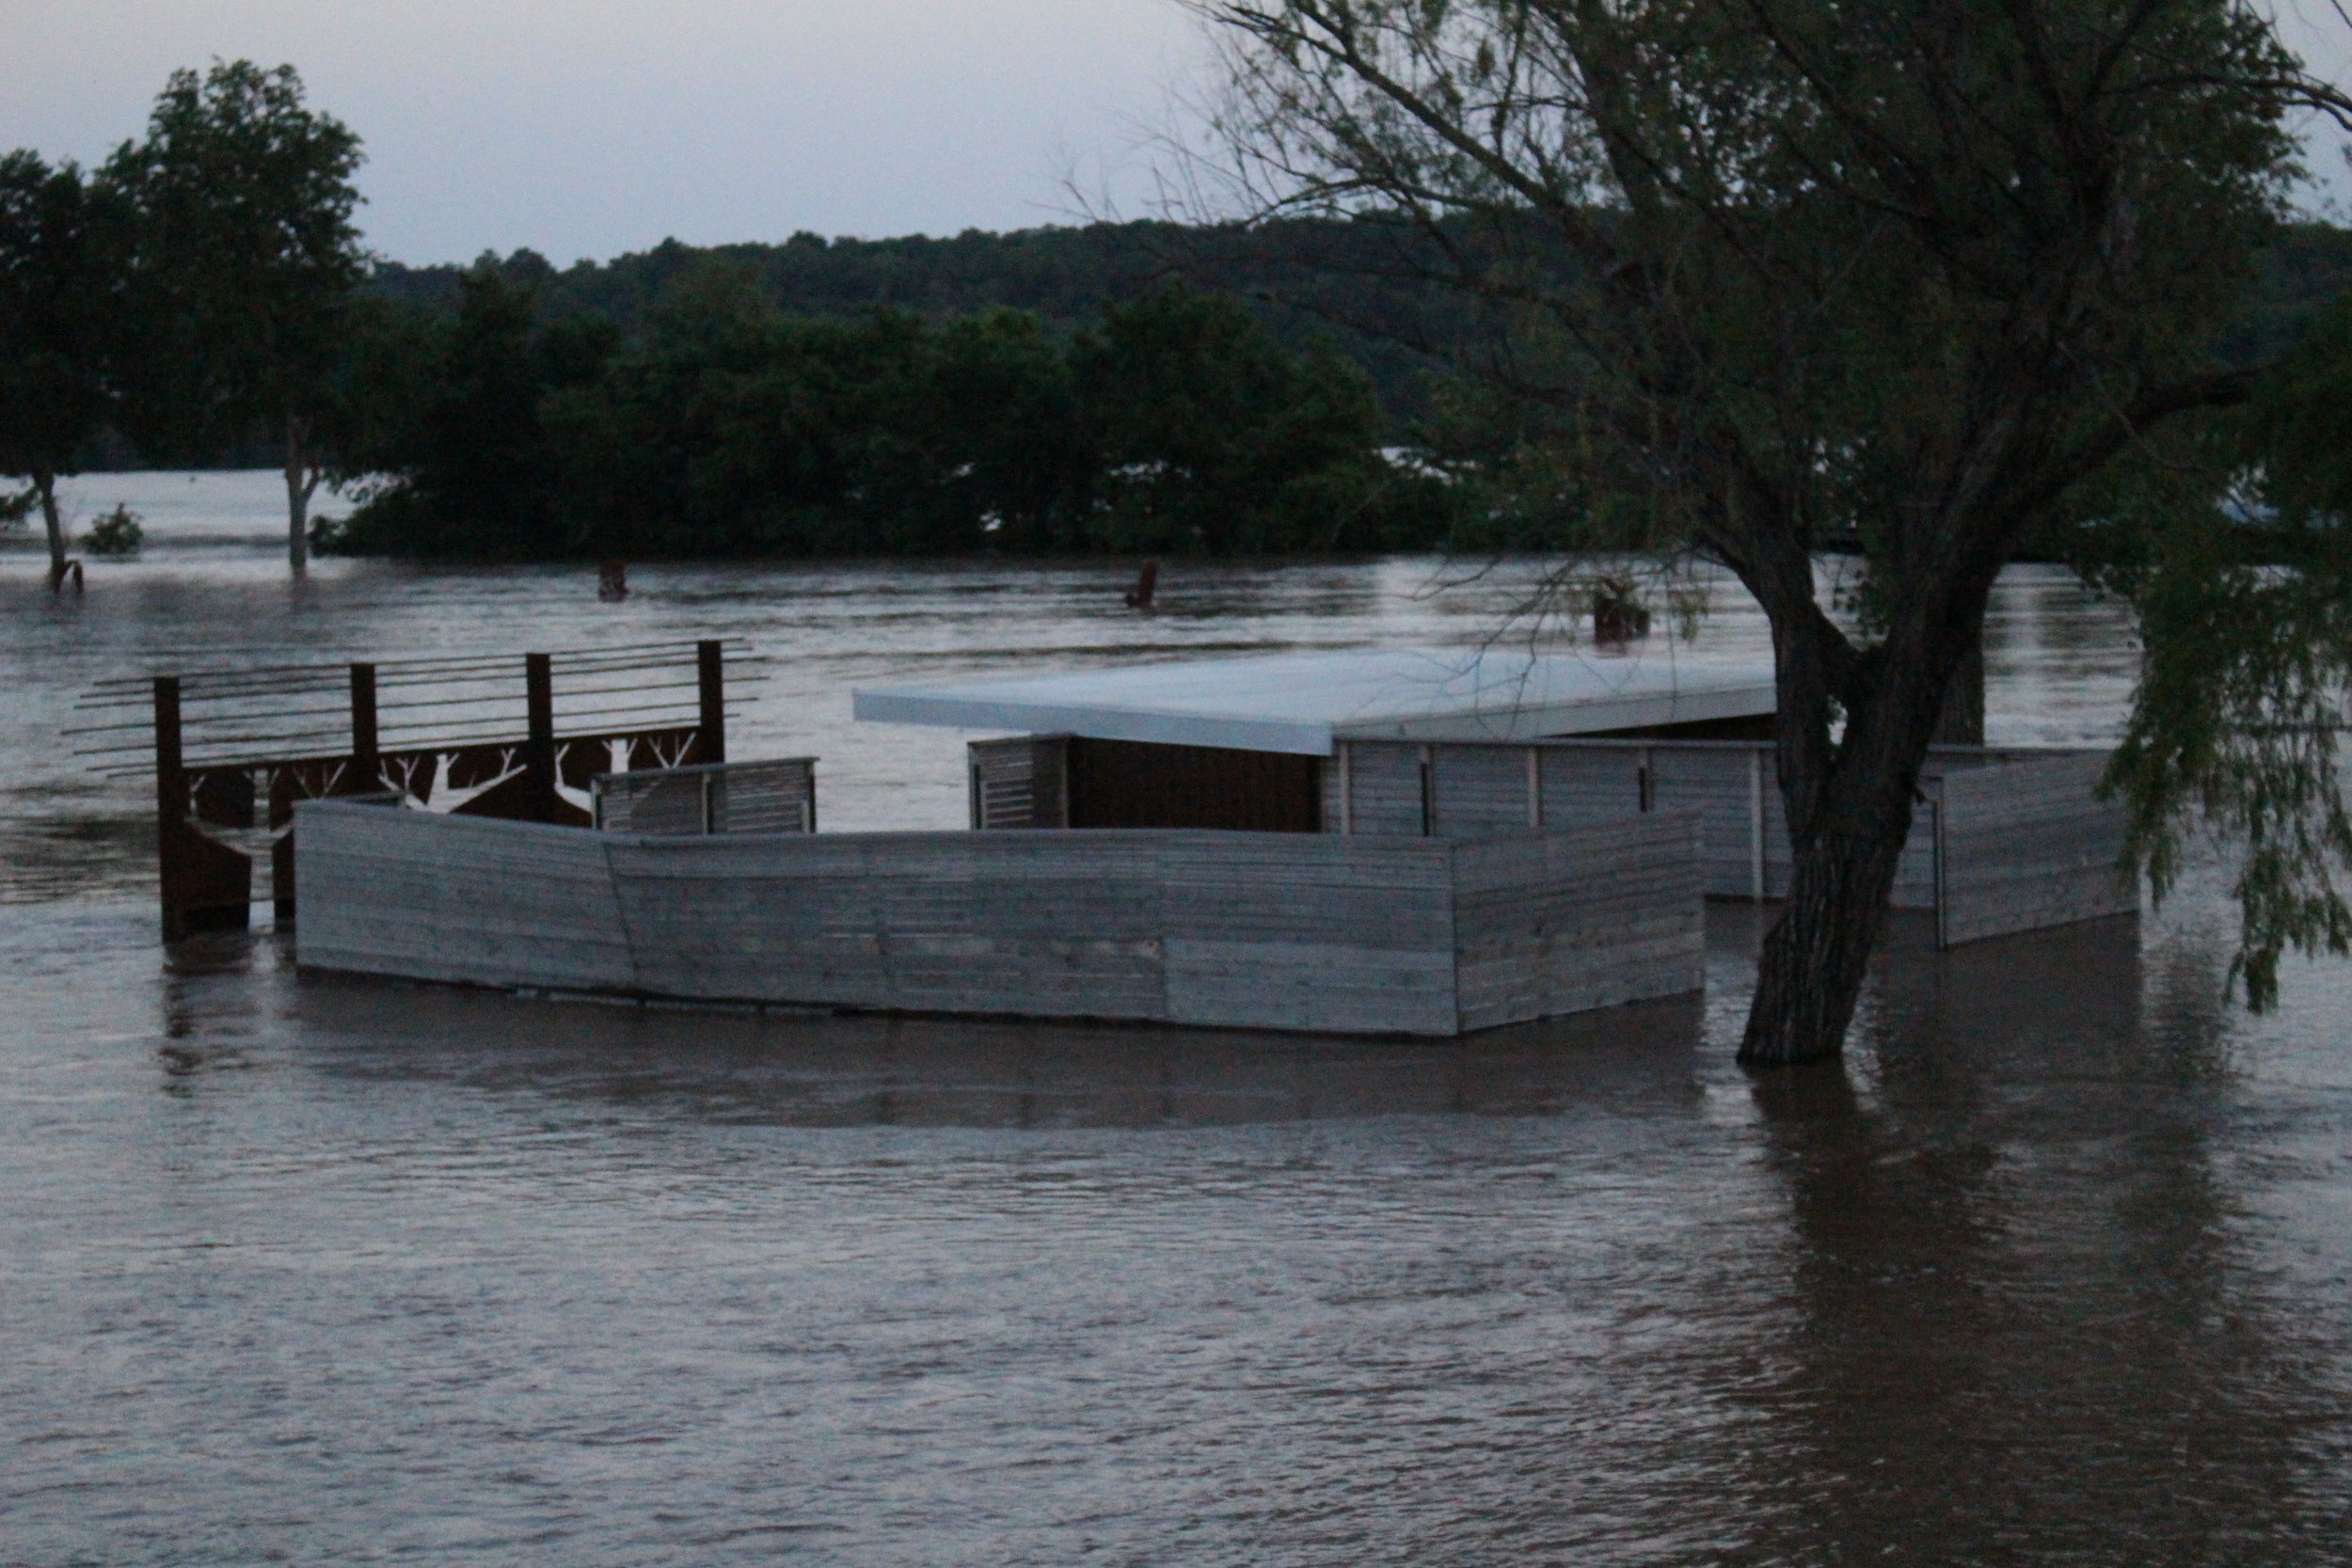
852, 646, 1778, 755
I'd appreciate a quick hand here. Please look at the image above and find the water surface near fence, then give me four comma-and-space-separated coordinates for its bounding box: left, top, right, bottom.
4, 475, 2349, 1564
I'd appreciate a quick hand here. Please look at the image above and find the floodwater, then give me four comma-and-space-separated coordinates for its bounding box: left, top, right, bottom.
3, 473, 2348, 1564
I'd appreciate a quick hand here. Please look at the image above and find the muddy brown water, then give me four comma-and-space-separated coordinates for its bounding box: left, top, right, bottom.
3, 474, 2348, 1564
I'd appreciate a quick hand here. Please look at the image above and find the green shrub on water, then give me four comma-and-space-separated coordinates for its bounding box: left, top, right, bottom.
83, 504, 143, 558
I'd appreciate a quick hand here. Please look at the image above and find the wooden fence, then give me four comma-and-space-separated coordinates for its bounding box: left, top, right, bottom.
1322, 737, 2134, 947
294, 800, 1705, 1037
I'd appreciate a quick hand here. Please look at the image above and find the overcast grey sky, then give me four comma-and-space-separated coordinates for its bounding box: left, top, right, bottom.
3, 1, 2345, 266
1, 0, 1209, 264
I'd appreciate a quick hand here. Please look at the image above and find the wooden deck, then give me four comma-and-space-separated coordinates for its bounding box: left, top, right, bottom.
294, 800, 1704, 1037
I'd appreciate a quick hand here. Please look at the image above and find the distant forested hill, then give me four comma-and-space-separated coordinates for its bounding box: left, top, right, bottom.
371, 216, 2352, 426
368, 219, 1500, 436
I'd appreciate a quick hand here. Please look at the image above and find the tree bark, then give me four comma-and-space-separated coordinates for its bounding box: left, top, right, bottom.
1739, 759, 1919, 1066
1931, 636, 1985, 747
35, 472, 72, 593
283, 412, 317, 575
1740, 560, 2001, 1066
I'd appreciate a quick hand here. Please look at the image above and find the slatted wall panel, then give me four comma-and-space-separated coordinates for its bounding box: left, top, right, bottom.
1161, 833, 1458, 1035
1937, 751, 2135, 944
593, 758, 817, 834
295, 801, 1706, 1037
1888, 792, 1938, 911
1645, 746, 1767, 898
294, 803, 632, 991
1339, 742, 1429, 835
873, 833, 1168, 1018
611, 832, 886, 1006
1430, 746, 1535, 836
1451, 814, 1706, 1030
968, 736, 1068, 828
1535, 747, 1647, 824
710, 759, 818, 833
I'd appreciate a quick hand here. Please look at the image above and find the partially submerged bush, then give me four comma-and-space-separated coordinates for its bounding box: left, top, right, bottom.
83, 503, 143, 557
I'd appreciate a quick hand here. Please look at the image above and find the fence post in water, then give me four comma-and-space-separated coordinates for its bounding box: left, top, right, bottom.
152, 675, 253, 941
525, 653, 557, 822
697, 640, 726, 764
154, 676, 184, 940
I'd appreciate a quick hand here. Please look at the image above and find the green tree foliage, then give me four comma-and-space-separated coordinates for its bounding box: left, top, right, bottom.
1077, 282, 1391, 552
331, 264, 607, 558
333, 267, 1453, 560
367, 220, 2352, 456
106, 60, 366, 571
0, 151, 131, 589
2109, 295, 2352, 1009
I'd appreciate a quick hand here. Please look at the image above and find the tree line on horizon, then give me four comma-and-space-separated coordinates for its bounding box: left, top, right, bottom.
8, 58, 2352, 583
320, 262, 1466, 560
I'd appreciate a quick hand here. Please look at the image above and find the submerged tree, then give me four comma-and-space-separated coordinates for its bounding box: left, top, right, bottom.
108, 60, 367, 573
1195, 0, 2350, 1065
0, 151, 131, 591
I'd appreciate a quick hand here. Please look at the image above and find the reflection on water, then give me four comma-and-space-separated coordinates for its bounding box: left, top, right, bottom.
4, 478, 2350, 1564
290, 968, 1711, 1132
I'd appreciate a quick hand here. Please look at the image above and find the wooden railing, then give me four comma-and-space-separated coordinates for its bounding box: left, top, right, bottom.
70, 639, 755, 940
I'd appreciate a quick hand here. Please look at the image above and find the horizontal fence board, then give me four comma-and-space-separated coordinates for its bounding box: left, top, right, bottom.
1165, 940, 1457, 1035
1342, 744, 1426, 836
1431, 748, 1534, 837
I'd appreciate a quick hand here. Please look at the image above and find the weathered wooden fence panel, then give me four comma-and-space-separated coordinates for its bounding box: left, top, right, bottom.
593, 757, 817, 834
296, 804, 1705, 1036
1324, 736, 2125, 946
1452, 813, 1705, 1031
1160, 833, 1459, 1034
1937, 751, 2135, 945
296, 804, 634, 992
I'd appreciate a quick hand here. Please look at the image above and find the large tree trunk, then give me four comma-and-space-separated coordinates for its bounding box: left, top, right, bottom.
1739, 574, 1995, 1069
1739, 756, 1921, 1066
283, 412, 317, 575
36, 472, 72, 594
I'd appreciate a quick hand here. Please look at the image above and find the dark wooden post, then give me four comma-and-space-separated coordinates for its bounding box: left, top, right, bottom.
155, 674, 252, 940
525, 652, 557, 822
697, 639, 726, 764
349, 662, 379, 789
155, 676, 186, 941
